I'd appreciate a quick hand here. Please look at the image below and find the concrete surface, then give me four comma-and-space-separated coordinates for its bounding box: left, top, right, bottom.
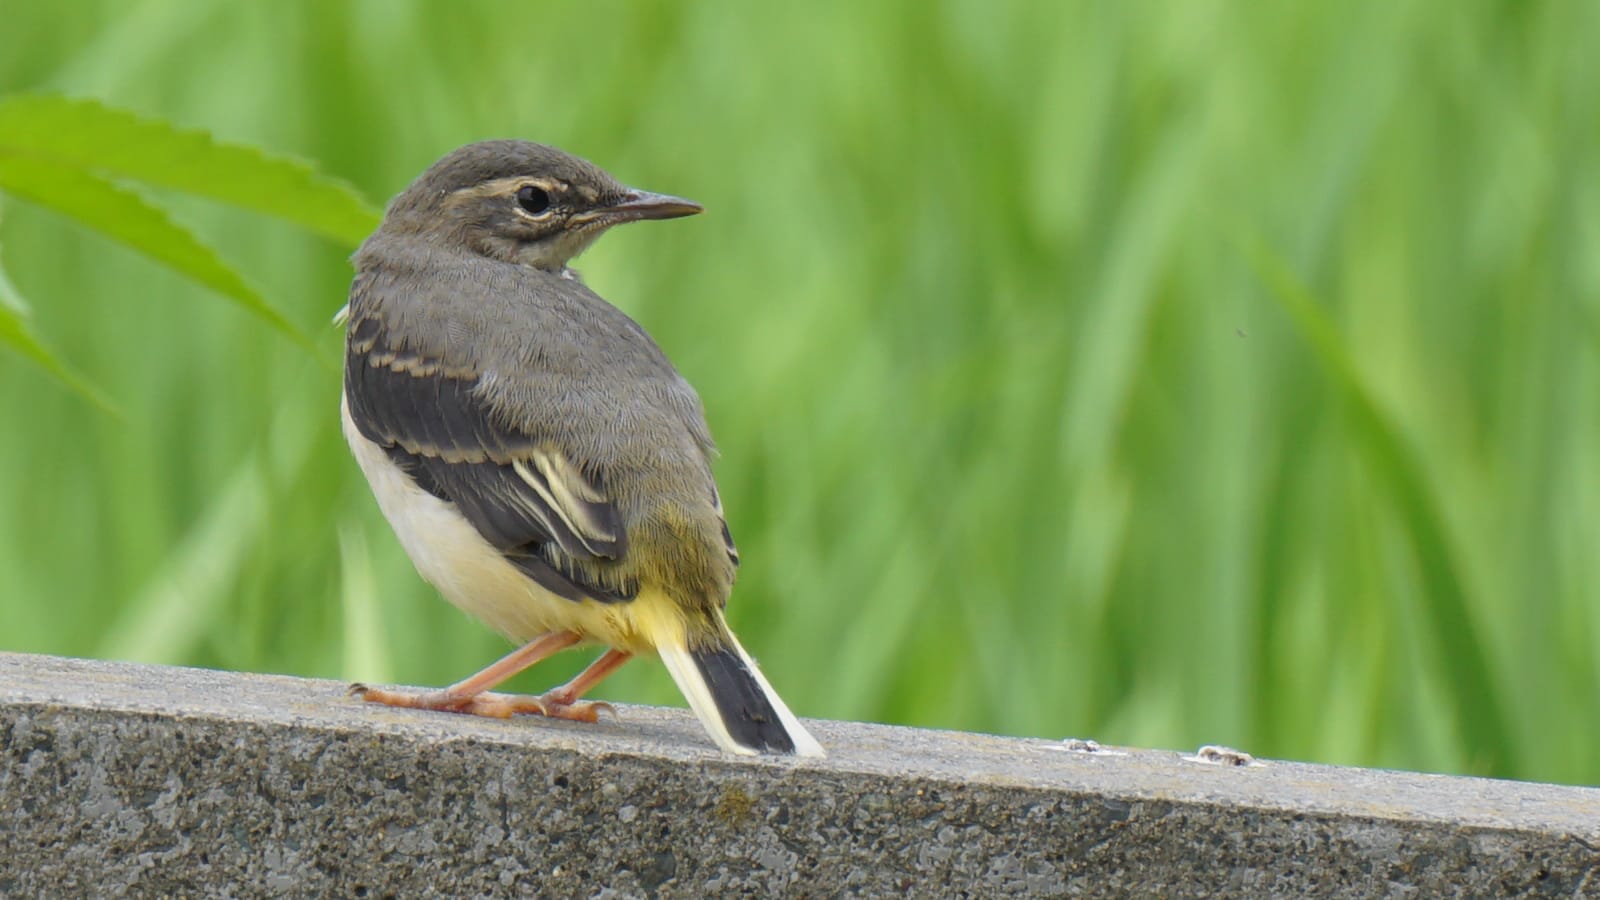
2, 651, 1598, 897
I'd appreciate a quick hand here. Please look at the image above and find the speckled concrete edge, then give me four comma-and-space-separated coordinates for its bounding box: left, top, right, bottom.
3, 651, 1599, 896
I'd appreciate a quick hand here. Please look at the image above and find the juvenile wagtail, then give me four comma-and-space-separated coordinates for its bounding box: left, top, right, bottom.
339, 140, 821, 757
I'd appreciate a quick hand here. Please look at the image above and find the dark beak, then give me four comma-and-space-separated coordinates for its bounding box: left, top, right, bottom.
580, 189, 703, 225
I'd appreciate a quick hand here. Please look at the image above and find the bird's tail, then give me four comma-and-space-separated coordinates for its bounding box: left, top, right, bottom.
657, 612, 824, 758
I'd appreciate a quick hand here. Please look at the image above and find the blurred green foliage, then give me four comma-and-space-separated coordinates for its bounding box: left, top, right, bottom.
1, 1, 1597, 785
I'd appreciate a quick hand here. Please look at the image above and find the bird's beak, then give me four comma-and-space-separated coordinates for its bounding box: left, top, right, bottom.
579, 190, 703, 225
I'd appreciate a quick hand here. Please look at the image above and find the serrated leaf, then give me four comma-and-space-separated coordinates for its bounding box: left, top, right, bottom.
0, 259, 118, 414
0, 155, 310, 347
0, 94, 379, 246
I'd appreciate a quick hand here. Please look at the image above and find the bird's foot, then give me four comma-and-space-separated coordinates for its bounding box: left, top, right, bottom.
455, 690, 616, 723
349, 683, 615, 723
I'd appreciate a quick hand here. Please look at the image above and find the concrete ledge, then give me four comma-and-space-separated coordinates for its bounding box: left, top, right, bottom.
2, 652, 1597, 897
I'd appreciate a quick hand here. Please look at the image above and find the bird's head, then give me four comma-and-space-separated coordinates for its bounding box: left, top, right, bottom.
380, 140, 702, 271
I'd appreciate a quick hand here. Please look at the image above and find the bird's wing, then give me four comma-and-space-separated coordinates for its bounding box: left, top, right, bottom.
344, 308, 635, 604
711, 486, 739, 570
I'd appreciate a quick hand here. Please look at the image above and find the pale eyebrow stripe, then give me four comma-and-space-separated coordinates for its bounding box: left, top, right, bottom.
452, 175, 569, 199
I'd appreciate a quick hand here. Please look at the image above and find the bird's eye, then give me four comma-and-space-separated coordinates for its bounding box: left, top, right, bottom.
516, 185, 551, 215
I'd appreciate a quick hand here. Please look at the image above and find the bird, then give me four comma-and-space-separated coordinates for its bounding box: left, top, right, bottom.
339, 140, 823, 757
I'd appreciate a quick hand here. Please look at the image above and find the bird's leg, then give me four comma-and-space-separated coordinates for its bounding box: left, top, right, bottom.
486, 648, 634, 723
349, 630, 583, 718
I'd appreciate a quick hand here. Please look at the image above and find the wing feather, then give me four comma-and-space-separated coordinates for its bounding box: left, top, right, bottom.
344, 309, 635, 604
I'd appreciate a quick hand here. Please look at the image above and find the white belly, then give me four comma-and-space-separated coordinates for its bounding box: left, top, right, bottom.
340, 396, 678, 651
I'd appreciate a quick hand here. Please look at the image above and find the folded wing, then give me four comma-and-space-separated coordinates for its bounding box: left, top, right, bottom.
344, 310, 636, 604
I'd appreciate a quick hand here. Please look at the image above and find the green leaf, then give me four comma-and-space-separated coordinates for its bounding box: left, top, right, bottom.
0, 94, 379, 245
0, 259, 118, 414
338, 520, 393, 684
1238, 232, 1516, 775
0, 155, 310, 347
98, 450, 267, 664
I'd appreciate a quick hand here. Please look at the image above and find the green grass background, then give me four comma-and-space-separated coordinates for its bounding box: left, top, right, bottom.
3, 0, 1598, 785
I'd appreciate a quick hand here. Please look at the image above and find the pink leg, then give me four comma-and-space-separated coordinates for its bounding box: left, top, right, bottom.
350, 631, 584, 719
473, 648, 635, 722
545, 649, 634, 706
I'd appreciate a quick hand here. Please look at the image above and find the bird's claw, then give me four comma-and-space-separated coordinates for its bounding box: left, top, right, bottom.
476, 692, 616, 723
347, 682, 615, 724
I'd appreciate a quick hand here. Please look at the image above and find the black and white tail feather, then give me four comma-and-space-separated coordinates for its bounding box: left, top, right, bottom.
657, 612, 824, 757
